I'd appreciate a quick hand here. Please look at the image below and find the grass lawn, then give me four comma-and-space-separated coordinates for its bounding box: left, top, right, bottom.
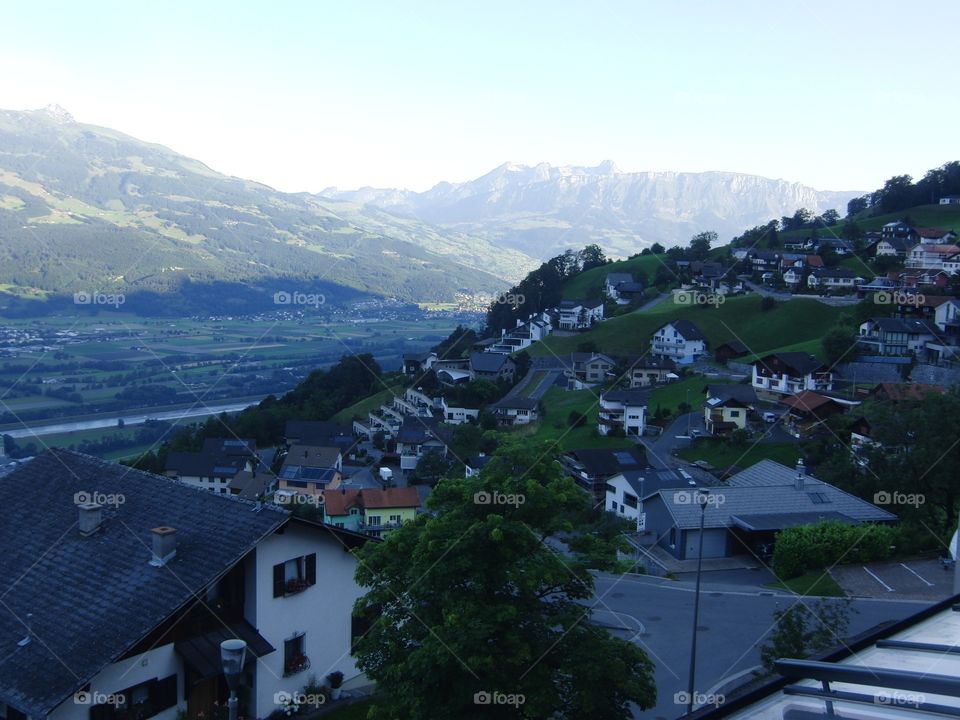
332, 384, 404, 423
676, 438, 801, 469
521, 370, 548, 397
520, 386, 633, 452
780, 203, 960, 239
562, 253, 671, 300
529, 295, 836, 360
767, 571, 845, 597
649, 375, 736, 417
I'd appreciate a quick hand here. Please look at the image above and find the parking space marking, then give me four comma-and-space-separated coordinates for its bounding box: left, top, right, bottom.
900, 563, 934, 587
863, 567, 895, 592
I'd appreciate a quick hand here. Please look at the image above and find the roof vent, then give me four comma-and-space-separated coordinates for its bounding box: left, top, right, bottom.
150, 526, 178, 567
78, 503, 104, 537
795, 460, 806, 490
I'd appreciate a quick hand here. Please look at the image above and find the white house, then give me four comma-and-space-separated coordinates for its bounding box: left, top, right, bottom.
488, 312, 553, 354
164, 438, 262, 496
597, 389, 648, 437
491, 396, 539, 426
807, 267, 865, 289
556, 299, 604, 330
0, 450, 373, 720
604, 272, 634, 301
650, 320, 707, 364
906, 243, 960, 270
751, 352, 833, 397
857, 317, 938, 356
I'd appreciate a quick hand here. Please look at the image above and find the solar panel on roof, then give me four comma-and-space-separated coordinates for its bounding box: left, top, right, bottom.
613, 451, 638, 465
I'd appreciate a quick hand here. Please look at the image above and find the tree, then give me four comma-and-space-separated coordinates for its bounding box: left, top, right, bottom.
408, 449, 454, 486
846, 195, 869, 218
819, 209, 840, 227
760, 599, 854, 672
579, 244, 607, 271
353, 439, 657, 719
650, 242, 665, 254
822, 326, 856, 365
689, 231, 717, 261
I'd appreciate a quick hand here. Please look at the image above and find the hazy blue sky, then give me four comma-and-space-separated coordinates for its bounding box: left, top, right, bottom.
3, 0, 957, 193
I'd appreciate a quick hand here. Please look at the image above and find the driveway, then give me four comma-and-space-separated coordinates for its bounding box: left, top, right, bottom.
829, 558, 953, 601
640, 412, 706, 469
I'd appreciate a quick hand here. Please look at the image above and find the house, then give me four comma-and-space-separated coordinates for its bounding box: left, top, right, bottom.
464, 453, 492, 478
874, 237, 914, 258
228, 468, 276, 500
881, 220, 918, 242
488, 312, 553, 354
604, 467, 705, 528
469, 351, 516, 382
816, 238, 854, 256
916, 227, 958, 244
857, 317, 938, 356
402, 351, 437, 375
752, 352, 833, 398
323, 486, 421, 537
940, 194, 960, 204
0, 450, 373, 720
568, 352, 617, 385
934, 298, 960, 335
651, 320, 708, 364
556, 299, 604, 330
857, 276, 897, 296
692, 597, 960, 720
284, 420, 357, 456
640, 459, 895, 561
627, 355, 678, 386
395, 416, 450, 471
897, 268, 951, 289
780, 390, 851, 437
164, 438, 262, 496
748, 250, 782, 273
868, 382, 947, 403
490, 396, 539, 426
563, 446, 649, 502
906, 243, 960, 270
276, 444, 343, 502
605, 272, 636, 302
807, 267, 865, 289
597, 389, 649, 437
703, 384, 757, 435
782, 266, 805, 287
614, 281, 646, 303
713, 340, 749, 363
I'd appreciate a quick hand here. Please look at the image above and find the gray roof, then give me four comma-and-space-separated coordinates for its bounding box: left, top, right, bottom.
658, 319, 706, 342
834, 361, 903, 383
814, 266, 862, 279
755, 352, 827, 376
469, 351, 512, 373
493, 396, 538, 410
0, 450, 288, 717
646, 459, 895, 530
617, 282, 645, 293
618, 467, 704, 498
606, 272, 634, 285
704, 384, 757, 406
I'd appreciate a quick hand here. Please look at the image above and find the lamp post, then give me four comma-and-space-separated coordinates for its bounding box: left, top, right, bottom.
220, 639, 247, 720
686, 490, 709, 715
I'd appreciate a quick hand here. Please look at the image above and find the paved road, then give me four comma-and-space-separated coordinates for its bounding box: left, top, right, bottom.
742, 280, 860, 307
641, 412, 705, 469
830, 558, 953, 601
589, 572, 932, 719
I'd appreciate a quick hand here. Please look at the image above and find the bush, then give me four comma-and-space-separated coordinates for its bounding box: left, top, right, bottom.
568, 411, 587, 428
760, 296, 778, 312
773, 521, 898, 579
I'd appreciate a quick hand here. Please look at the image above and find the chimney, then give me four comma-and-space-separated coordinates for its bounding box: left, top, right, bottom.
150, 526, 178, 567
78, 503, 103, 537
795, 459, 806, 490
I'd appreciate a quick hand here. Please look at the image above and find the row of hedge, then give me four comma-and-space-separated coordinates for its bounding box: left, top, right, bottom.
773, 521, 899, 580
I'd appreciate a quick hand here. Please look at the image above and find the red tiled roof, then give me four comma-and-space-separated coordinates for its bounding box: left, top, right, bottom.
780, 390, 839, 413
322, 487, 421, 516
872, 383, 947, 402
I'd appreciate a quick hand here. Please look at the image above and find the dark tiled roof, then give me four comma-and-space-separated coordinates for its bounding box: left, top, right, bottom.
469, 352, 512, 373
493, 396, 538, 410
659, 319, 706, 341
705, 384, 757, 405
601, 389, 651, 405
754, 352, 827, 376
606, 272, 634, 285
567, 447, 649, 477
284, 420, 353, 444
0, 450, 287, 718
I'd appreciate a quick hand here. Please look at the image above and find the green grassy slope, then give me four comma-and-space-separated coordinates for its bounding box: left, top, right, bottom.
783, 203, 960, 238
530, 295, 836, 360
522, 386, 633, 452
562, 254, 670, 299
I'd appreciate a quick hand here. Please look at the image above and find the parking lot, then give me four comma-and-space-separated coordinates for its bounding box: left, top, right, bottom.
830, 558, 952, 600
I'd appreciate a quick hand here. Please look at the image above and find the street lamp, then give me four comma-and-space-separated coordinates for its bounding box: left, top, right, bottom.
220, 639, 247, 720
686, 489, 709, 715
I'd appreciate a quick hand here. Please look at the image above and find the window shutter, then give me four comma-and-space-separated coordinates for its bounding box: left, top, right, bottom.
273, 563, 285, 597
305, 553, 317, 586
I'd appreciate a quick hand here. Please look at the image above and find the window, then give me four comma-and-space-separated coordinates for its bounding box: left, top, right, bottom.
367, 515, 382, 527
272, 553, 317, 597
729, 410, 740, 418
88, 675, 177, 720
623, 493, 638, 509
669, 527, 676, 546
283, 633, 309, 676
389, 514, 401, 524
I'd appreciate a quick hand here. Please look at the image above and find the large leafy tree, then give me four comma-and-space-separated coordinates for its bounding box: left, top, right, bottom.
352, 439, 656, 719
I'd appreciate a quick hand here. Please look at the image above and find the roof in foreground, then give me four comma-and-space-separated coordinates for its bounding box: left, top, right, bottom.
691, 595, 960, 719
0, 450, 288, 718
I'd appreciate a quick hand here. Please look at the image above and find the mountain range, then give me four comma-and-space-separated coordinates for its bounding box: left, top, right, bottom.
0, 106, 861, 312
324, 161, 860, 259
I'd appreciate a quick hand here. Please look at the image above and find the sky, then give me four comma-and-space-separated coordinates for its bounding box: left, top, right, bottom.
2, 0, 957, 194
